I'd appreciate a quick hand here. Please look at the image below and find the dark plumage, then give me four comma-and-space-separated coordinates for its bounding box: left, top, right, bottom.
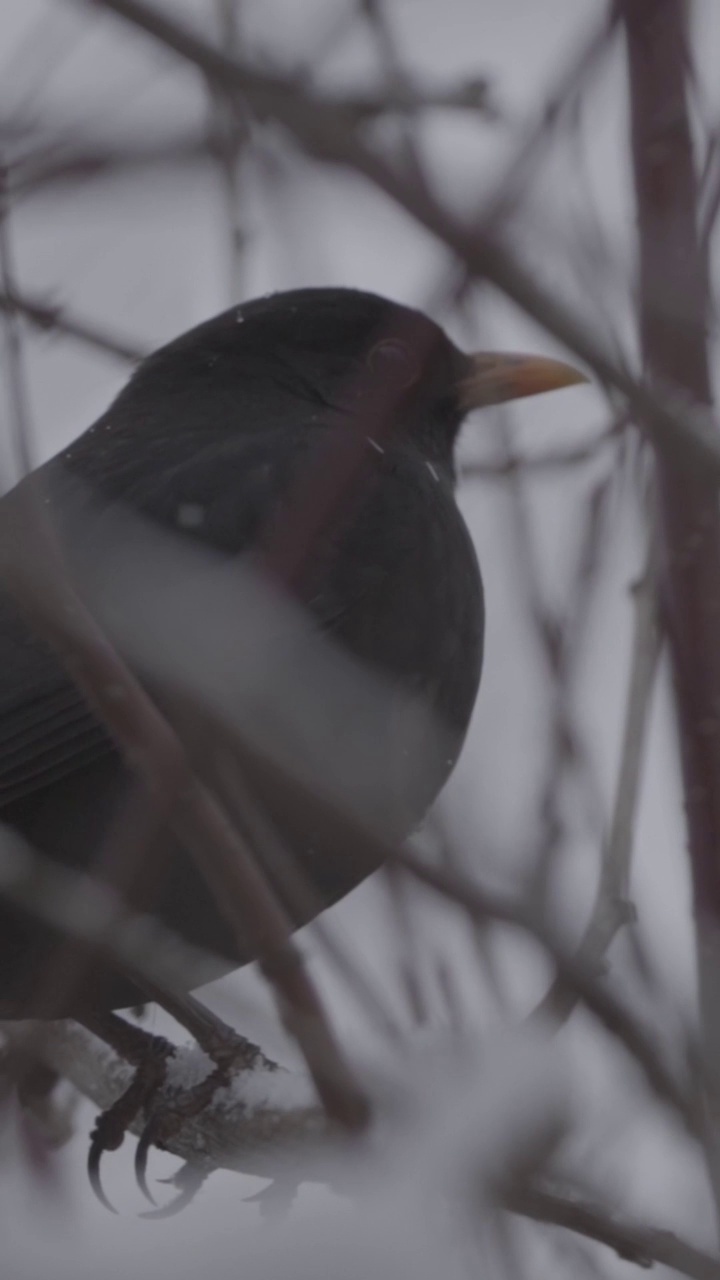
0, 288, 584, 1015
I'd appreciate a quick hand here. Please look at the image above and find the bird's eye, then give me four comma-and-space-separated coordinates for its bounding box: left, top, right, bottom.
367, 339, 420, 389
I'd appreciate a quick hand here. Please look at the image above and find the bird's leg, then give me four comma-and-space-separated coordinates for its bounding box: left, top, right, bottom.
78, 986, 274, 1213
76, 1008, 175, 1212
130, 984, 273, 1213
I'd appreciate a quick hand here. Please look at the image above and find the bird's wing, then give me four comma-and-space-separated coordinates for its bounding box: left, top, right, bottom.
0, 598, 114, 806
0, 427, 371, 808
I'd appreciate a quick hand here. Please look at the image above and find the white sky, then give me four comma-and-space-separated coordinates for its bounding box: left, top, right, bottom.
2, 0, 720, 1275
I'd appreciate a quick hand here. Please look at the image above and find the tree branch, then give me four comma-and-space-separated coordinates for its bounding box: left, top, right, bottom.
0, 286, 146, 363
0, 482, 369, 1134
624, 0, 720, 1232
77, 0, 720, 477
506, 1184, 720, 1280
2, 1018, 324, 1183
536, 514, 661, 1023
395, 849, 699, 1134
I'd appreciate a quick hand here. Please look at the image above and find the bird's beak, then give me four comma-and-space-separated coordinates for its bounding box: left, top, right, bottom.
458, 352, 589, 411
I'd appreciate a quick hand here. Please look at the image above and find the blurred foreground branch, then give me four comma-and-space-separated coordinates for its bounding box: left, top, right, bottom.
0, 479, 369, 1133
5, 1016, 717, 1277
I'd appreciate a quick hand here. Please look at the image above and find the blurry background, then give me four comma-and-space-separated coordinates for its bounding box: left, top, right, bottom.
1, 0, 718, 1276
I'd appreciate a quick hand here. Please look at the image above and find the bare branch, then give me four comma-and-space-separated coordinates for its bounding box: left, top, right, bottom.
624, 0, 720, 1231
78, 0, 720, 475
0, 171, 34, 479
536, 514, 662, 1022
9, 135, 216, 199
209, 0, 249, 302
0, 286, 146, 363
2, 1018, 324, 1182
461, 422, 620, 479
395, 849, 700, 1134
698, 124, 720, 267
506, 1185, 720, 1280
344, 78, 497, 120
479, 0, 622, 228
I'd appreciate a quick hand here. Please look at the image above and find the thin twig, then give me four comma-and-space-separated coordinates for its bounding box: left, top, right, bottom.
479, 0, 622, 230
9, 134, 219, 196
8, 71, 496, 197
2, 1018, 324, 1180
461, 424, 619, 479
0, 286, 146, 363
0, 169, 34, 479
395, 848, 699, 1134
698, 124, 720, 270
506, 1184, 720, 1280
209, 0, 249, 301
488, 412, 610, 906
536, 512, 662, 1023
78, 0, 720, 475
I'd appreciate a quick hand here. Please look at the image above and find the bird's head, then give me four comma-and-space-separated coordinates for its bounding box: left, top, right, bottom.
105, 287, 588, 475
228, 288, 586, 459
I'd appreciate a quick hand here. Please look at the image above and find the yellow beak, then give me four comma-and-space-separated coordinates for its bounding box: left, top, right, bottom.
458, 352, 589, 410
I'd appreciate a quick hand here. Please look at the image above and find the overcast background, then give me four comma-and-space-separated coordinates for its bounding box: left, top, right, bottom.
1, 1, 719, 1276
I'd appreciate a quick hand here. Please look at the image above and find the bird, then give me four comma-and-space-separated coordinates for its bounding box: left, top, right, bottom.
0, 286, 585, 1022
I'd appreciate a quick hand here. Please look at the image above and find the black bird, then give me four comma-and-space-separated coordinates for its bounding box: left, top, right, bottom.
0, 287, 585, 1020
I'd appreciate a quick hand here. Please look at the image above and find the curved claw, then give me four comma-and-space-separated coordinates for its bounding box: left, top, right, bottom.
139, 1184, 200, 1220
134, 1121, 158, 1206
139, 1162, 209, 1220
88, 1138, 118, 1214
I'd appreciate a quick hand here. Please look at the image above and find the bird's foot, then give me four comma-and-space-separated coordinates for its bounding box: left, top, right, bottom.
136, 1023, 264, 1213
79, 1011, 175, 1212
81, 992, 269, 1215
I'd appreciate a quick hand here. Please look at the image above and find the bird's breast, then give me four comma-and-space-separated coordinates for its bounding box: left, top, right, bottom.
296, 447, 485, 834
